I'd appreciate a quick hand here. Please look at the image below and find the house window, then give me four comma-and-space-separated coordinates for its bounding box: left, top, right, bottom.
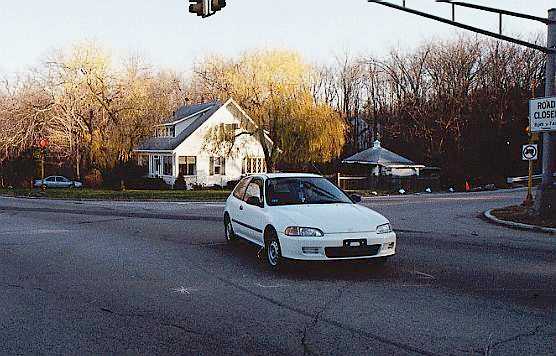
163, 156, 173, 176
242, 157, 266, 174
179, 156, 196, 176
155, 125, 175, 138
209, 157, 226, 176
223, 123, 239, 132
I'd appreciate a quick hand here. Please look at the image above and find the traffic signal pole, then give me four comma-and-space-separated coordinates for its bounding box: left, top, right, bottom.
536, 8, 556, 216
369, 1, 556, 216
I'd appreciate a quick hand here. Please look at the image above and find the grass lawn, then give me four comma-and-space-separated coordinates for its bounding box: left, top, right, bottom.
491, 205, 556, 229
0, 188, 231, 201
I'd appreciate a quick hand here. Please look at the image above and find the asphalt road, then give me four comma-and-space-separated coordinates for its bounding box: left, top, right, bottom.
0, 189, 554, 355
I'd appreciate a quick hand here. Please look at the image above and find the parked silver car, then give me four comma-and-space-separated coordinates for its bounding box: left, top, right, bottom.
34, 176, 83, 188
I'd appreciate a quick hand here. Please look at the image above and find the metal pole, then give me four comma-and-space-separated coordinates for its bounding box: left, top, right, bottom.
41, 151, 45, 181
525, 157, 533, 206
536, 8, 556, 216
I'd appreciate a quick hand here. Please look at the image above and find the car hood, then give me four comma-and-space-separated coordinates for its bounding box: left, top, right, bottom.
271, 203, 389, 234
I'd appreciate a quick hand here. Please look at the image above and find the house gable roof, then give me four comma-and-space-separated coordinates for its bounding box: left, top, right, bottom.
136, 101, 222, 151
342, 140, 418, 167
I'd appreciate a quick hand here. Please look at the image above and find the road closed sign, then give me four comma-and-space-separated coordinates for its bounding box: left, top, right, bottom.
522, 144, 538, 161
529, 96, 556, 132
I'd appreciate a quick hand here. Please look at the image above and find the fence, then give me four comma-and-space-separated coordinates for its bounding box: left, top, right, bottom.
331, 173, 441, 192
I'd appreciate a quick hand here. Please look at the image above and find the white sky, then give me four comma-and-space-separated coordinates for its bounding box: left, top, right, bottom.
0, 1, 554, 74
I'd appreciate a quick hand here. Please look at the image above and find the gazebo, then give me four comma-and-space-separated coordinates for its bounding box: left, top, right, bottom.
342, 140, 424, 177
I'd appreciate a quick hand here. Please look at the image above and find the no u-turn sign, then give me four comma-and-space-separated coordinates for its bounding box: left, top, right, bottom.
522, 144, 538, 161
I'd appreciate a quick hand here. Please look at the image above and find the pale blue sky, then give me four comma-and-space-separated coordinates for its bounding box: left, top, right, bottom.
1, 1, 553, 74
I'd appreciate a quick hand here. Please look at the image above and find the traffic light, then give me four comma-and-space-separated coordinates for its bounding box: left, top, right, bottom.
189, 0, 206, 17
188, 0, 226, 18
211, 0, 226, 12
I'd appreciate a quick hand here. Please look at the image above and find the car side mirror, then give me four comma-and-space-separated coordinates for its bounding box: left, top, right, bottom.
350, 194, 362, 203
246, 196, 263, 207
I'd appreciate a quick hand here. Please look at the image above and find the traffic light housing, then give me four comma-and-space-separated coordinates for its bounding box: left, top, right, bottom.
189, 0, 205, 17
211, 0, 226, 12
188, 0, 226, 18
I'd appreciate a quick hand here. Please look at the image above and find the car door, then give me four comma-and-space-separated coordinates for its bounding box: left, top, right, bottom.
58, 177, 70, 188
44, 176, 56, 187
240, 177, 266, 245
228, 177, 251, 238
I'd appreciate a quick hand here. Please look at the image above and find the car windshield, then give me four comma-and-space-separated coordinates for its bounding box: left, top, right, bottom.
266, 177, 352, 206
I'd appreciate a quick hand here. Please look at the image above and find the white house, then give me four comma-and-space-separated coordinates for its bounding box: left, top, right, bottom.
134, 98, 268, 187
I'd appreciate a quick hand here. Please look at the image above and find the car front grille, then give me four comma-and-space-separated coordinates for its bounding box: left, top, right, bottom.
325, 244, 381, 258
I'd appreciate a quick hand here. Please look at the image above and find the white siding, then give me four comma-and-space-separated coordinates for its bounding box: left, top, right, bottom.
144, 102, 266, 187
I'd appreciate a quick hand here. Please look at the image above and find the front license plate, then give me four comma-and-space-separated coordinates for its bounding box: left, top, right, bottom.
344, 239, 366, 247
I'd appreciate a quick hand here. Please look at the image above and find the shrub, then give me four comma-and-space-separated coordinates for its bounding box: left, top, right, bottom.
126, 177, 171, 190
84, 169, 103, 188
174, 173, 188, 190
226, 179, 239, 190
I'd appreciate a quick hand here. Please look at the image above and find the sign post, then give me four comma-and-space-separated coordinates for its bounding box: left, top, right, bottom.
522, 143, 538, 206
38, 138, 49, 190
534, 8, 556, 216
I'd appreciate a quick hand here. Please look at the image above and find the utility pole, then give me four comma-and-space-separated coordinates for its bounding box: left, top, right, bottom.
535, 8, 556, 216
369, 1, 556, 216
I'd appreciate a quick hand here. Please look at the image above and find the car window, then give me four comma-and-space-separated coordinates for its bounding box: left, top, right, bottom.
243, 178, 263, 203
233, 177, 251, 199
266, 177, 352, 206
56, 177, 67, 182
45, 177, 55, 182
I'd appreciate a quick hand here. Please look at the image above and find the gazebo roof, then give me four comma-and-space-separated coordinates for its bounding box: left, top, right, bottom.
342, 140, 419, 167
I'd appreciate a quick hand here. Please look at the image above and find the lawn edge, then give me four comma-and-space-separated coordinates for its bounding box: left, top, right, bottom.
0, 192, 228, 203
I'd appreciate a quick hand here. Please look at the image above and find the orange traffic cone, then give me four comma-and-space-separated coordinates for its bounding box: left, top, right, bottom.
465, 181, 471, 192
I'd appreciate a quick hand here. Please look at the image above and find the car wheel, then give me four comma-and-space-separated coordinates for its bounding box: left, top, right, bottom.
265, 229, 282, 270
224, 215, 237, 243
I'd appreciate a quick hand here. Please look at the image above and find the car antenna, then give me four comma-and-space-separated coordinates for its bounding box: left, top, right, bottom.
311, 162, 323, 175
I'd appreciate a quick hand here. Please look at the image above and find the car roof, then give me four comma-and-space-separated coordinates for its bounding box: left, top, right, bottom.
260, 173, 323, 179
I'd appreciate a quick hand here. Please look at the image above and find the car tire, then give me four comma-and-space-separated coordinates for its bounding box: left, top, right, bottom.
265, 229, 283, 270
224, 215, 237, 243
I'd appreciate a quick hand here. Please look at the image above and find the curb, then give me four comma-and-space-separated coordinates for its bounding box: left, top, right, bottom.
483, 209, 556, 235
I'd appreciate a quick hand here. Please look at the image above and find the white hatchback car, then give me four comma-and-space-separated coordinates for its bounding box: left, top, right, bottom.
224, 173, 396, 269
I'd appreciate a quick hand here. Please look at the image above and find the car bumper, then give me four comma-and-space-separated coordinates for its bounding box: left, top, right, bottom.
278, 231, 396, 261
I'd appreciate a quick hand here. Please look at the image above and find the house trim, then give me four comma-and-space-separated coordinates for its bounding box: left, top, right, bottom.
159, 106, 214, 127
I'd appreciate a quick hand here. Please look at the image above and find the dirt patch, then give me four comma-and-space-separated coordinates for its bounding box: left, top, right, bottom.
491, 205, 556, 228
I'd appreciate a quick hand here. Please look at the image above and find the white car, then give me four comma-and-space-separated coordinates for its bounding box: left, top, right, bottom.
224, 173, 396, 269
34, 176, 83, 189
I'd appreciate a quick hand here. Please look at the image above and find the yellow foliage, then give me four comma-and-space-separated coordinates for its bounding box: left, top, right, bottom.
193, 49, 346, 168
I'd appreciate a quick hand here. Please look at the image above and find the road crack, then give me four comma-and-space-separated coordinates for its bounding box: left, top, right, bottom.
480, 324, 551, 355
300, 284, 347, 356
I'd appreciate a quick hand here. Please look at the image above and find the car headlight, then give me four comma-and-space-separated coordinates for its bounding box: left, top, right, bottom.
284, 226, 324, 237
376, 223, 392, 234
